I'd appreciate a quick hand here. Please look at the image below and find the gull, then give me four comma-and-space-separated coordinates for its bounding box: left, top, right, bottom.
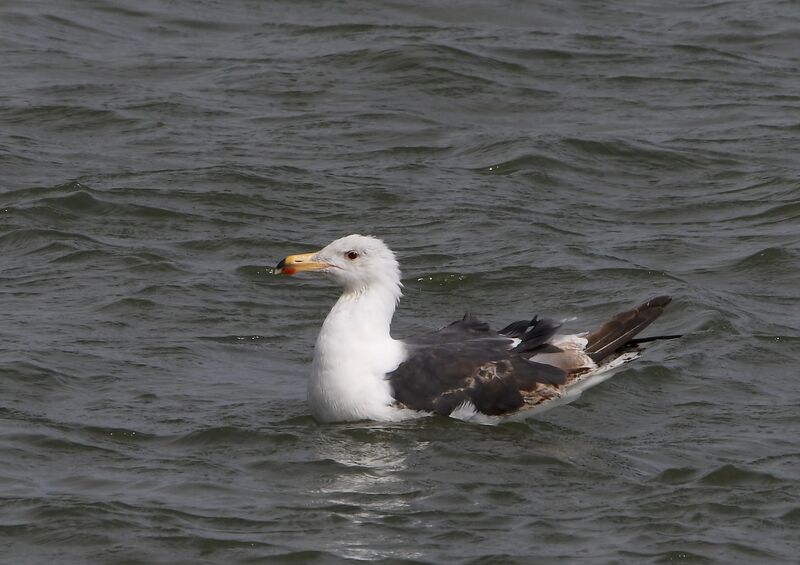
276, 234, 678, 424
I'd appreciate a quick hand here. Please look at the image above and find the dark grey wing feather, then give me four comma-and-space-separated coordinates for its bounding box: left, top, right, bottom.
390, 315, 567, 417
404, 314, 496, 345
497, 319, 532, 338
391, 297, 676, 418
508, 316, 562, 353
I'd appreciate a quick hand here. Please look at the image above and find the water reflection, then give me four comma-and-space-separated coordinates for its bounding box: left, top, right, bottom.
312, 423, 424, 495
309, 423, 429, 560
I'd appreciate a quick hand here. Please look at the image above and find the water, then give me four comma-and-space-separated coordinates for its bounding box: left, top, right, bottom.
2, 0, 799, 562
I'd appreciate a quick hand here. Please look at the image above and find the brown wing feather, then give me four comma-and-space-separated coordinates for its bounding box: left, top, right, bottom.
585, 296, 672, 363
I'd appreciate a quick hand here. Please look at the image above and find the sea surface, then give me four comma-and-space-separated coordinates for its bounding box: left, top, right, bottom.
2, 1, 799, 563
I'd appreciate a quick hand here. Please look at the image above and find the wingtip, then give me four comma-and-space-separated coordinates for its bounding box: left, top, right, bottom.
644, 295, 672, 309
586, 295, 675, 362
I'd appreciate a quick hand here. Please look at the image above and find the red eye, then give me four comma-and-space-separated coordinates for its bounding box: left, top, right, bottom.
346, 251, 359, 260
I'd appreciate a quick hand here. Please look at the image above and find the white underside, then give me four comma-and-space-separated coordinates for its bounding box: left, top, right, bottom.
308, 283, 412, 423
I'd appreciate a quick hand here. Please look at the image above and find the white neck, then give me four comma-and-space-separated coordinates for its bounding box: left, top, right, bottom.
308, 282, 406, 422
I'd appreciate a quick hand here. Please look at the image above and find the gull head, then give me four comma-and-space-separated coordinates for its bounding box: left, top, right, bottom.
276, 234, 401, 294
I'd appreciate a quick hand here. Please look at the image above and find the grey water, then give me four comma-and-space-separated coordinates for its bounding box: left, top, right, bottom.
2, 0, 799, 563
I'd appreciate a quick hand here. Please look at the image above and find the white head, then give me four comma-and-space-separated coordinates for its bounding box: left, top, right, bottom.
276, 234, 402, 295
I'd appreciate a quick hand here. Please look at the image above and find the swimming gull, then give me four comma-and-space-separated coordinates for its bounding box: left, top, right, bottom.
275, 234, 679, 424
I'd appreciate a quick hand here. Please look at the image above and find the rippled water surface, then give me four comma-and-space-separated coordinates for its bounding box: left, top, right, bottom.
2, 1, 799, 563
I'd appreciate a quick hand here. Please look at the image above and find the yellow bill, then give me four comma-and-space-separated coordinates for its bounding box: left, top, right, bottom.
275, 251, 328, 275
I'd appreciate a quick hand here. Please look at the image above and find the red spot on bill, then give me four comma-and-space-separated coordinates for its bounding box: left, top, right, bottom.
281, 267, 297, 275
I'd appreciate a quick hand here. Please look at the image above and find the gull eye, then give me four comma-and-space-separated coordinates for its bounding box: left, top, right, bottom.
345, 250, 359, 260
